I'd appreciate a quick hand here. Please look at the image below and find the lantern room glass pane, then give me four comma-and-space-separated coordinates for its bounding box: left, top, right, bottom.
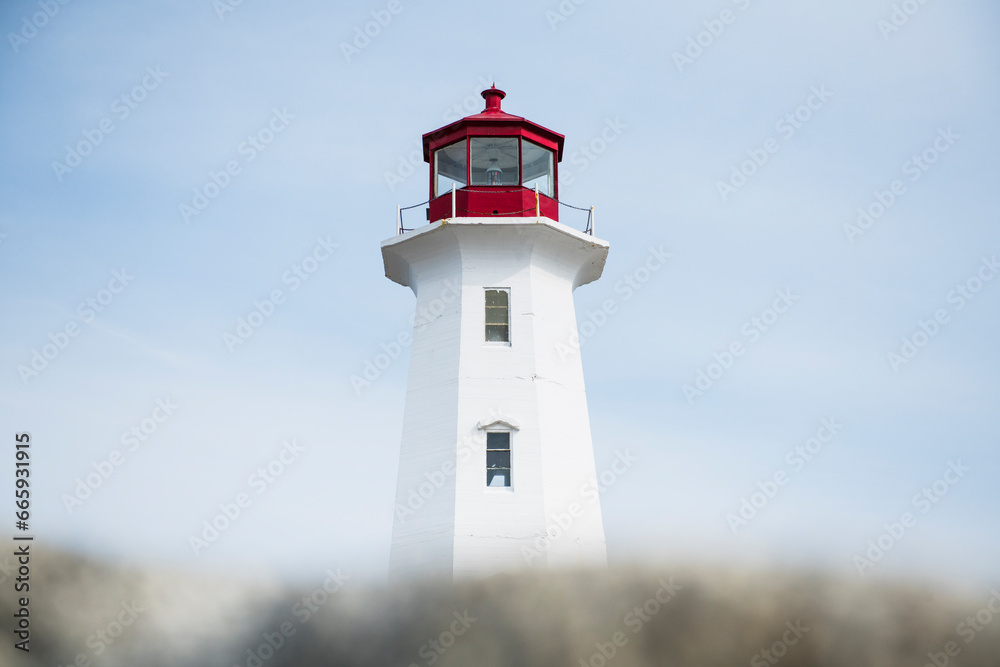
435, 140, 467, 196
470, 137, 519, 187
521, 140, 554, 197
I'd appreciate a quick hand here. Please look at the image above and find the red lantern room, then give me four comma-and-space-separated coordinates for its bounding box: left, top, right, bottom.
422, 86, 564, 223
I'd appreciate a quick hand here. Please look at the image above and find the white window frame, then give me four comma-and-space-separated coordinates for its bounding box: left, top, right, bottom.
485, 429, 513, 490
484, 287, 511, 346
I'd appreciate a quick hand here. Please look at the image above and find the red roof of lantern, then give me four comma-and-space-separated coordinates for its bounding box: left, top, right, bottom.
421, 87, 565, 161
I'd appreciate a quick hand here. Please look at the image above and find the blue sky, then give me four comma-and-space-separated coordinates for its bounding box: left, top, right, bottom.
1, 0, 998, 588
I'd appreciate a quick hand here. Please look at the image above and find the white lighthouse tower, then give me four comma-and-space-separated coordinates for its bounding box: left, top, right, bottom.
383, 87, 609, 580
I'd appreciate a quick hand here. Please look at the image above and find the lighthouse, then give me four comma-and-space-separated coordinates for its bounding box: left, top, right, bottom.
382, 87, 609, 580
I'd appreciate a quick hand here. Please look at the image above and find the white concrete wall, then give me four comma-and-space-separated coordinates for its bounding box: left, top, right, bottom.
385, 231, 462, 581
383, 218, 609, 581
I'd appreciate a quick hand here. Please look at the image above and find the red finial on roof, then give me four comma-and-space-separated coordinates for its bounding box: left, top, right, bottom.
481, 86, 506, 112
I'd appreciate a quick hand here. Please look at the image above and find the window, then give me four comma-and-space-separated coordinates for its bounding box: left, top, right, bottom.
470, 137, 519, 186
486, 432, 511, 487
485, 289, 509, 342
521, 140, 554, 197
435, 140, 467, 196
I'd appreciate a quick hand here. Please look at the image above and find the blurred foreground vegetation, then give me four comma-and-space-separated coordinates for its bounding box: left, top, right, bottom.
4, 547, 999, 666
